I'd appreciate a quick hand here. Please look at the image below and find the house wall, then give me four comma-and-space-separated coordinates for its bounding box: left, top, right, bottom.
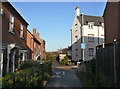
2, 2, 28, 49
1, 2, 29, 75
27, 31, 34, 59
104, 2, 119, 44
27, 30, 41, 60
33, 28, 45, 59
71, 17, 81, 61
71, 16, 104, 61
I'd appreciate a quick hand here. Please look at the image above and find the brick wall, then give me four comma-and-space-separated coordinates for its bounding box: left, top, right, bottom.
2, 2, 28, 49
104, 2, 119, 43
33, 28, 45, 59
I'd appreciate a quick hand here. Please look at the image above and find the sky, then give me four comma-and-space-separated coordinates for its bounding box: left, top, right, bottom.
10, 2, 107, 52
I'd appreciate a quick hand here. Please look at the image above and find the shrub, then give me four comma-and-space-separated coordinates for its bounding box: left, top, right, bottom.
2, 61, 52, 89
59, 56, 69, 65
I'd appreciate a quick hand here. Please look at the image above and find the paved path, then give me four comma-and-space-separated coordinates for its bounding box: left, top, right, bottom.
45, 59, 82, 88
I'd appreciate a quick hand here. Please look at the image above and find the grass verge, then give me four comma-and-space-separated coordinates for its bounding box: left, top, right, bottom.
76, 70, 98, 87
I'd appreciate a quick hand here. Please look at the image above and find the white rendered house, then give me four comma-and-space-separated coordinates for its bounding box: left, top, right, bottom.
71, 6, 104, 62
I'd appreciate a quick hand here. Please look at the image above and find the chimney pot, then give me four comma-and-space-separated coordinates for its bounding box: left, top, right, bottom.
37, 32, 39, 37
33, 28, 36, 35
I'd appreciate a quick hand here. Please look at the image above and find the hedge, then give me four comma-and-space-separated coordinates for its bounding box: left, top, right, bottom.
2, 61, 52, 89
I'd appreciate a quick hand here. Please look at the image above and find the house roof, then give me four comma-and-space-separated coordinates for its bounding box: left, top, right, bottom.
77, 14, 104, 26
2, 2, 29, 26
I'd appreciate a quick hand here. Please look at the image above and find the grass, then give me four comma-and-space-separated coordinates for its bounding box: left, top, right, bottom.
76, 70, 98, 87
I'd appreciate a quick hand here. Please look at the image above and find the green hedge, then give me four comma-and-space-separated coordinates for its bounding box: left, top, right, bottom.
2, 61, 52, 89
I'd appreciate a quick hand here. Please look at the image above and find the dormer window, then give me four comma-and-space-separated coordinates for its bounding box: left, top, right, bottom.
9, 13, 14, 32
88, 22, 94, 29
20, 24, 23, 38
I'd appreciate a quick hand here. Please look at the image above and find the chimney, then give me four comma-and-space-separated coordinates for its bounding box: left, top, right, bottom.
75, 6, 80, 17
37, 32, 39, 37
33, 28, 36, 35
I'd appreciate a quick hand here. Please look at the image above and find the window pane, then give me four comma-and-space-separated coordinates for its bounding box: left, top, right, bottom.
21, 24, 23, 30
9, 22, 13, 31
20, 24, 23, 37
10, 13, 13, 23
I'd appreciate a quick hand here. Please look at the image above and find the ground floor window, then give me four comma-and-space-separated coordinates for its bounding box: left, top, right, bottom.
89, 48, 94, 56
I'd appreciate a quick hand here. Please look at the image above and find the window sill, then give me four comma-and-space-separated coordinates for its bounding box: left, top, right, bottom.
9, 30, 15, 34
20, 36, 24, 40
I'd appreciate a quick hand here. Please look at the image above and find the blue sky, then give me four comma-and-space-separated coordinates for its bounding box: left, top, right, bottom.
11, 2, 106, 52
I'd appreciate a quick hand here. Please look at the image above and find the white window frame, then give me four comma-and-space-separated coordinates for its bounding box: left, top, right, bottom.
9, 13, 14, 32
20, 24, 23, 38
88, 22, 94, 29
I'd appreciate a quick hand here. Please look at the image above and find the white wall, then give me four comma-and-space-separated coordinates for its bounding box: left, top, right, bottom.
71, 18, 104, 61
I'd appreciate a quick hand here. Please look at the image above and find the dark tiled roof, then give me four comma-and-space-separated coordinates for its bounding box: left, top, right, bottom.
77, 14, 104, 26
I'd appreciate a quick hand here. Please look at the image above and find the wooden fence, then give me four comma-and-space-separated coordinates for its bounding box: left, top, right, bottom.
96, 42, 120, 87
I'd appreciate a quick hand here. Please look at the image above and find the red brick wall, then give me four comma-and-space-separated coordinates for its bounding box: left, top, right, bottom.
33, 28, 45, 59
2, 3, 28, 49
104, 2, 119, 43
27, 30, 41, 60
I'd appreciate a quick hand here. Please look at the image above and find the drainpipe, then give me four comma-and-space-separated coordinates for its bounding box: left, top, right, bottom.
7, 45, 10, 73
81, 13, 84, 62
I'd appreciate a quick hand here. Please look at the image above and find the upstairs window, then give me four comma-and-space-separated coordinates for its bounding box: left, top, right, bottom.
88, 22, 94, 29
88, 34, 94, 42
89, 48, 94, 56
9, 13, 14, 32
75, 36, 78, 42
20, 24, 23, 38
75, 23, 77, 26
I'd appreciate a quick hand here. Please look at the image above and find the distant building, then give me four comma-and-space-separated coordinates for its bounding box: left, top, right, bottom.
67, 46, 72, 59
0, 2, 29, 76
33, 28, 46, 59
103, 2, 120, 43
71, 6, 104, 62
59, 54, 66, 62
27, 30, 41, 61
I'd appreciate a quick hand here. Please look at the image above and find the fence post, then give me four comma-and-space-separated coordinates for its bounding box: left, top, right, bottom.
114, 39, 117, 87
